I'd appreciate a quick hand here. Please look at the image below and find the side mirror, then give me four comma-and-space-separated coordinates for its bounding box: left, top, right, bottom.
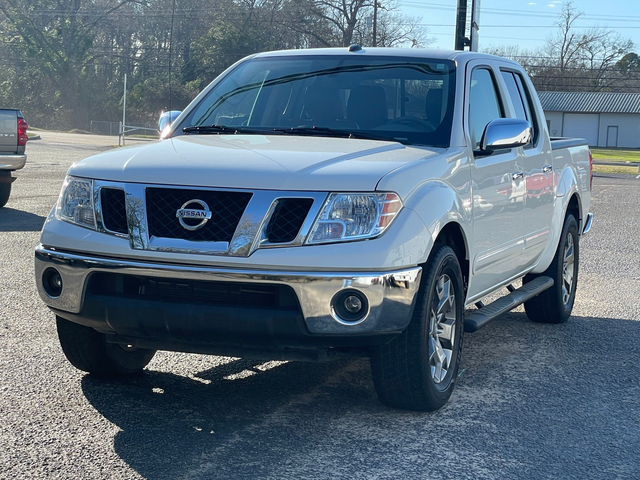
158, 110, 182, 138
480, 118, 532, 152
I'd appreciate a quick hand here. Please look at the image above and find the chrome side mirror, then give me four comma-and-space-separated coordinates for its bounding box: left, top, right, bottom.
158, 110, 182, 138
480, 118, 532, 152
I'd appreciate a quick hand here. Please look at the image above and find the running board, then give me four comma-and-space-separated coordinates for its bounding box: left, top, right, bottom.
464, 276, 554, 333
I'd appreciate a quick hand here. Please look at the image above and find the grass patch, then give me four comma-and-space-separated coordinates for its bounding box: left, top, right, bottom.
593, 164, 639, 175
590, 147, 640, 162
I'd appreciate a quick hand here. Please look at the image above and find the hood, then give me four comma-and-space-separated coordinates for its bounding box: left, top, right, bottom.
68, 134, 441, 192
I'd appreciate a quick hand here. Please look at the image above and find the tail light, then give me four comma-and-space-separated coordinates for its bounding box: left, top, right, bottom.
588, 149, 593, 191
18, 117, 28, 146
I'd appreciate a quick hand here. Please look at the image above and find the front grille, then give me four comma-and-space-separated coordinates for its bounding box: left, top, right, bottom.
265, 198, 314, 243
100, 188, 128, 234
146, 188, 252, 242
88, 273, 300, 311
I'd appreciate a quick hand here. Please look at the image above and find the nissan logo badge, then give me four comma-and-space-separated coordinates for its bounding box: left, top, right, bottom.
176, 199, 212, 231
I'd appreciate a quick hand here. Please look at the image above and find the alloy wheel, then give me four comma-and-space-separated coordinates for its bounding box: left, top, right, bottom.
562, 233, 575, 305
428, 274, 457, 384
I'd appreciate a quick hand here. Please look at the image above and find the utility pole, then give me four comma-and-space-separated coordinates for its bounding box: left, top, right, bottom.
455, 0, 468, 51
470, 0, 481, 52
121, 73, 127, 147
455, 0, 481, 51
373, 0, 378, 47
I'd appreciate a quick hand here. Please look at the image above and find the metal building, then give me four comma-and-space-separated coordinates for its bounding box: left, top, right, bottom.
539, 91, 640, 148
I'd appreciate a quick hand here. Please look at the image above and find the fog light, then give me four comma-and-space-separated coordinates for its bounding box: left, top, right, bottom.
42, 268, 63, 297
332, 289, 369, 325
343, 295, 363, 314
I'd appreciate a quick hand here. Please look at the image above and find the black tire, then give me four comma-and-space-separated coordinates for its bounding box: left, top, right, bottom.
370, 245, 464, 411
524, 213, 579, 324
0, 171, 12, 208
56, 316, 156, 375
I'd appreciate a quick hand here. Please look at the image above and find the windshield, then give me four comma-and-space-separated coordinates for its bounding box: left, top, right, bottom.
179, 55, 456, 147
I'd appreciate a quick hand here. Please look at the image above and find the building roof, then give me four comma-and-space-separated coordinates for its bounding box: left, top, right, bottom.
539, 91, 640, 114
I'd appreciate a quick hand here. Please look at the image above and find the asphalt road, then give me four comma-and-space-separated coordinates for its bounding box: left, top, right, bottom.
1, 133, 639, 480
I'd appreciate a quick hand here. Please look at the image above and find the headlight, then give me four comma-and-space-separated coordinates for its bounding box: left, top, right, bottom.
55, 176, 96, 229
307, 193, 402, 244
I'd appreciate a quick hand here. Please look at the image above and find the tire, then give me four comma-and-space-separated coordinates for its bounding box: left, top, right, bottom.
0, 171, 12, 208
370, 245, 464, 411
524, 213, 579, 324
56, 316, 156, 375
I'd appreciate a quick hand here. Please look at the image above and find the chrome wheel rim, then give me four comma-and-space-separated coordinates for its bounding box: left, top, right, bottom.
562, 233, 575, 305
429, 274, 457, 384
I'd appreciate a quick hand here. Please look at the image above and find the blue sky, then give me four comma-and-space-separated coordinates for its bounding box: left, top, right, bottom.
398, 0, 640, 52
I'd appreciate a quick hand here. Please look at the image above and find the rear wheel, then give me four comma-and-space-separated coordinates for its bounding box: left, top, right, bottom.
524, 213, 579, 324
370, 245, 464, 411
0, 171, 12, 208
56, 316, 156, 375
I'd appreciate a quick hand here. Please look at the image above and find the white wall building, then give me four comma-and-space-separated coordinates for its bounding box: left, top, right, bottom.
539, 91, 640, 148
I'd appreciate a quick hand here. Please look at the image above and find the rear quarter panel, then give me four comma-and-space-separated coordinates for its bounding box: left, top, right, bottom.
529, 138, 591, 274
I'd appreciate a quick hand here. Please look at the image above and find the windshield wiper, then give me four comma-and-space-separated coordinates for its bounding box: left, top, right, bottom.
275, 126, 351, 138
183, 124, 406, 144
182, 125, 275, 135
276, 126, 401, 143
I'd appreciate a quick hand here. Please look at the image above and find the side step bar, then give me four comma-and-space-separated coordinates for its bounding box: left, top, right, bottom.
464, 276, 554, 333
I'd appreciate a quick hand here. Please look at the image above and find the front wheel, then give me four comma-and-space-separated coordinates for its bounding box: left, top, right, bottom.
370, 245, 464, 411
524, 213, 579, 323
56, 316, 156, 375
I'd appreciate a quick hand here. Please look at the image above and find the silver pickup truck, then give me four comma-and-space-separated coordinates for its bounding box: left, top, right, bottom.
0, 109, 28, 208
35, 48, 592, 411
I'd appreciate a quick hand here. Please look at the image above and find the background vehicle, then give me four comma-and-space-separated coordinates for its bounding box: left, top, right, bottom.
0, 109, 28, 207
35, 48, 592, 411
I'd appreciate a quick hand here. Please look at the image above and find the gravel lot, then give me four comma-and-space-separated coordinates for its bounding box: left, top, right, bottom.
1, 132, 639, 479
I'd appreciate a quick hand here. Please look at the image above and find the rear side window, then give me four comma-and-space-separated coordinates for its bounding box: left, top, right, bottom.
501, 72, 528, 121
468, 68, 504, 150
501, 70, 538, 144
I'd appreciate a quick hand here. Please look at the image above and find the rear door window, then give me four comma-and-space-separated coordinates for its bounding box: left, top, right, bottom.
501, 70, 539, 145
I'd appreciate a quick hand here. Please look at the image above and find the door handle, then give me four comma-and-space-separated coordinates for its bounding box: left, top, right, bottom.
542, 165, 553, 173
512, 172, 524, 180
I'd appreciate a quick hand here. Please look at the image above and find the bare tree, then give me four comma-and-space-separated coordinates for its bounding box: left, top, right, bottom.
307, 0, 429, 48
309, 0, 372, 47
484, 2, 635, 92
535, 1, 635, 91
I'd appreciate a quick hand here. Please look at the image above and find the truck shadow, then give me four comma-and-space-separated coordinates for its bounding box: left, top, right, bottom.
80, 313, 640, 479
81, 357, 368, 479
0, 207, 46, 231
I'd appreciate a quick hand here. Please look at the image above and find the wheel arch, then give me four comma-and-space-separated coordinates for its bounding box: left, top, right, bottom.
433, 222, 469, 295
566, 192, 581, 225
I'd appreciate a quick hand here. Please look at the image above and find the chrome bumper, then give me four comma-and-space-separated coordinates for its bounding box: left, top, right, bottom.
35, 245, 422, 336
0, 154, 26, 170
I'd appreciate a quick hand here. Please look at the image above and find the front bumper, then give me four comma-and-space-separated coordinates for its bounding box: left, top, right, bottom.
35, 246, 422, 355
0, 154, 26, 170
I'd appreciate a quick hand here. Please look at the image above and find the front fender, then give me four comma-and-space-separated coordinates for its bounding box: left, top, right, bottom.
402, 180, 471, 264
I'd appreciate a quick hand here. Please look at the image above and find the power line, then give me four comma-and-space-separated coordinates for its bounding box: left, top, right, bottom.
398, 1, 640, 22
